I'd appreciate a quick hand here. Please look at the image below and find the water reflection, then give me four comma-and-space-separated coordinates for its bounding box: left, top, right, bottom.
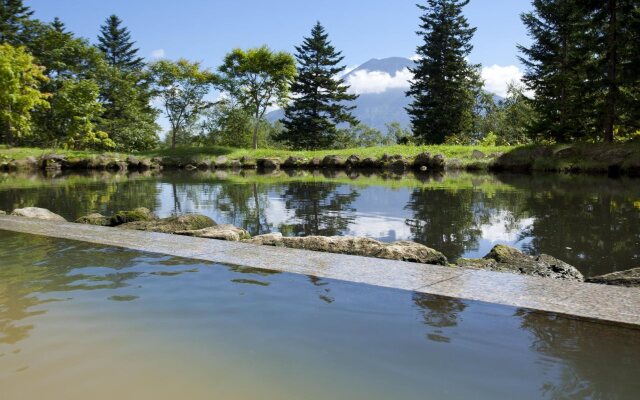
1, 170, 639, 276
413, 293, 467, 343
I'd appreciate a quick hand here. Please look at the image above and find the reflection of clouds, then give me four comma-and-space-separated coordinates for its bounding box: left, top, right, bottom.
346, 213, 412, 242
480, 211, 534, 243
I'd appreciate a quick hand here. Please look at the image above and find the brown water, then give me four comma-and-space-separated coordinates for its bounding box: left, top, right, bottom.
1, 169, 639, 277
1, 230, 639, 399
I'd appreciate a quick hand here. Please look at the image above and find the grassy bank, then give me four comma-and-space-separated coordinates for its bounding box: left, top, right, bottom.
2, 142, 639, 174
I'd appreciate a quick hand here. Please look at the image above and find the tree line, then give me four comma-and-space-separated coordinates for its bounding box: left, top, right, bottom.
1, 0, 638, 152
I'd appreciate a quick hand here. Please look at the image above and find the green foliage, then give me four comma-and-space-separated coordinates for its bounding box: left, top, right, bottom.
149, 59, 217, 149
50, 79, 114, 150
385, 122, 413, 145
219, 46, 296, 149
0, 0, 33, 44
277, 22, 359, 150
476, 84, 537, 145
407, 0, 482, 144
97, 15, 144, 72
0, 43, 50, 144
333, 123, 392, 149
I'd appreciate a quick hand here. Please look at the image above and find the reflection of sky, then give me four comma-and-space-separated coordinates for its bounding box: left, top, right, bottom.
155, 182, 534, 259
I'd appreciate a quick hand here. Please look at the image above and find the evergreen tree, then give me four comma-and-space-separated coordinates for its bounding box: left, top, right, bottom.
406, 0, 481, 144
97, 15, 144, 72
0, 0, 33, 44
518, 0, 594, 142
51, 17, 68, 34
277, 22, 358, 150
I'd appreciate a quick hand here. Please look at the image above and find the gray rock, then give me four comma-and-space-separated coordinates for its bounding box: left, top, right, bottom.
240, 156, 256, 169
0, 210, 6, 215
308, 157, 322, 168
118, 214, 215, 233
176, 224, 251, 241
214, 156, 229, 168
244, 234, 448, 265
360, 157, 378, 168
321, 155, 345, 168
430, 154, 445, 170
257, 158, 281, 170
413, 152, 432, 168
283, 156, 307, 168
75, 213, 110, 226
586, 268, 640, 287
477, 244, 584, 281
11, 207, 66, 222
471, 149, 485, 159
126, 155, 140, 167
389, 158, 409, 172
345, 155, 361, 168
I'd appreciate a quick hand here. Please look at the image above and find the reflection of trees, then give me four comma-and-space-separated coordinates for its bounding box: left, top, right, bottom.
212, 182, 274, 235
517, 309, 640, 399
413, 293, 467, 343
0, 171, 160, 220
500, 174, 640, 277
279, 183, 360, 237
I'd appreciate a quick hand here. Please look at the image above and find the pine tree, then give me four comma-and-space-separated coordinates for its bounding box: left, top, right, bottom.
0, 0, 33, 44
51, 17, 68, 35
518, 0, 594, 142
97, 15, 144, 72
277, 22, 358, 150
406, 0, 481, 144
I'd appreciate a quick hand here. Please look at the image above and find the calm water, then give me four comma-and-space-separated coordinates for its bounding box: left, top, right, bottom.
1, 230, 639, 400
1, 169, 639, 277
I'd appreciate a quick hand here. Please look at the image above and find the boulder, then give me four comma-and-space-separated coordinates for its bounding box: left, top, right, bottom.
257, 158, 281, 170
472, 244, 584, 281
345, 155, 361, 168
244, 232, 285, 246
240, 156, 257, 169
176, 224, 251, 241
126, 155, 140, 168
586, 268, 640, 287
75, 213, 110, 226
429, 154, 445, 170
244, 234, 447, 265
0, 210, 6, 215
412, 152, 432, 169
109, 207, 156, 226
307, 157, 322, 168
11, 207, 66, 222
389, 158, 409, 172
283, 156, 307, 168
321, 155, 345, 168
118, 214, 215, 233
214, 156, 229, 168
41, 154, 66, 170
359, 157, 378, 168
197, 159, 212, 170
230, 159, 242, 169
471, 150, 485, 159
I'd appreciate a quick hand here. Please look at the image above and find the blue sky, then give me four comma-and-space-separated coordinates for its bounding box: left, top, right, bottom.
26, 0, 532, 72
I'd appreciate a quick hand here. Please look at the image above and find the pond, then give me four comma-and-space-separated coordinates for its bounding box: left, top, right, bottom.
1, 230, 639, 400
1, 169, 639, 277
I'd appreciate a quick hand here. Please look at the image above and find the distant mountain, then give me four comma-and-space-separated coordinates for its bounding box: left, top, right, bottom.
267, 57, 415, 132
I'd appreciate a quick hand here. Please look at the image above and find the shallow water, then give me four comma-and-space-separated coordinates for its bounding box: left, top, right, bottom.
1, 169, 639, 277
1, 230, 639, 400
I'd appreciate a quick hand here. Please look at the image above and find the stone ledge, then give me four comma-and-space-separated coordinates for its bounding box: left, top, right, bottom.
1, 215, 639, 327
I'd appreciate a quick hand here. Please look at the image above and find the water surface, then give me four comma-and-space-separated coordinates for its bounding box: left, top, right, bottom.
1, 230, 639, 400
1, 169, 639, 277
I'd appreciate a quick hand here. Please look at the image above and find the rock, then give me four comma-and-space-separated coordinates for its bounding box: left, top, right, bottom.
11, 207, 66, 222
430, 154, 445, 170
321, 155, 345, 168
118, 214, 215, 233
586, 268, 640, 287
412, 152, 432, 169
389, 158, 409, 172
214, 156, 229, 168
471, 150, 485, 159
345, 155, 361, 168
456, 258, 499, 270
477, 244, 584, 281
244, 234, 447, 265
283, 156, 307, 168
240, 156, 257, 169
110, 207, 156, 226
359, 157, 378, 168
41, 154, 66, 170
126, 155, 140, 168
75, 213, 110, 226
196, 159, 211, 170
176, 224, 251, 241
184, 164, 197, 171
230, 159, 242, 169
0, 210, 6, 215
308, 157, 322, 168
244, 232, 284, 246
106, 160, 128, 171
139, 158, 153, 170
257, 158, 281, 170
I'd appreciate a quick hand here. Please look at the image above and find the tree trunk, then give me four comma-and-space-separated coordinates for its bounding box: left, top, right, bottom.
604, 0, 617, 143
252, 116, 259, 150
171, 128, 177, 149
253, 183, 260, 235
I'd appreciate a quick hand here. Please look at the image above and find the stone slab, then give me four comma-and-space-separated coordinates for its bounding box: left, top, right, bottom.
1, 215, 639, 327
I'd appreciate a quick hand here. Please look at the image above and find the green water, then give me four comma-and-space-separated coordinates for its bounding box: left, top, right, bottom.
0, 230, 639, 399
1, 169, 639, 277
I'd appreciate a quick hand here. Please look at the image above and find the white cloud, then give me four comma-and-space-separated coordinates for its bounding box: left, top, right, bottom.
150, 48, 166, 59
346, 68, 413, 95
481, 64, 523, 97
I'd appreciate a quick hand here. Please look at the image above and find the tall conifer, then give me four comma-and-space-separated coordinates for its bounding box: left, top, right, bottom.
0, 0, 33, 44
97, 15, 144, 71
406, 0, 481, 144
278, 22, 358, 150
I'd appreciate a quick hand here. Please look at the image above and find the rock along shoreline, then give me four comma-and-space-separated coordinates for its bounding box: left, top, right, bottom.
3, 206, 638, 288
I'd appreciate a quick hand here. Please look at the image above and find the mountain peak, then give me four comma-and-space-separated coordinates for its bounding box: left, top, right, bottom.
344, 57, 413, 78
